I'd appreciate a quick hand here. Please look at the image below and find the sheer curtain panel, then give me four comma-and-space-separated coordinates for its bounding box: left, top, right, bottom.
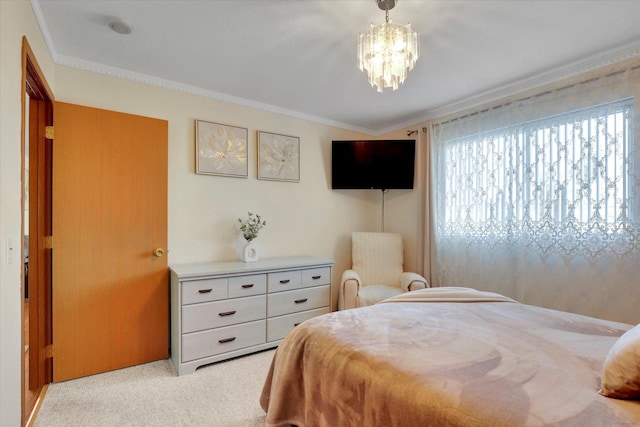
430, 61, 640, 324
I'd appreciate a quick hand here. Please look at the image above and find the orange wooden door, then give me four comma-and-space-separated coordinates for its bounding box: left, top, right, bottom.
52, 102, 168, 382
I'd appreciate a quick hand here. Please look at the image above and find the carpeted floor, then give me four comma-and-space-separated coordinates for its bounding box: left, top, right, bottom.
34, 349, 277, 427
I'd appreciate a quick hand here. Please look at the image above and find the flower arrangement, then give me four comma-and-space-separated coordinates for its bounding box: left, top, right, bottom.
238, 212, 266, 242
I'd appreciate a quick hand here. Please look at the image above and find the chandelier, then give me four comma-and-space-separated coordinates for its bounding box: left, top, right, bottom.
357, 0, 419, 93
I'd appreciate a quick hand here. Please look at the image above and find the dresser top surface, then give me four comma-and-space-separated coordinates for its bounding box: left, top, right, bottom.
170, 256, 334, 279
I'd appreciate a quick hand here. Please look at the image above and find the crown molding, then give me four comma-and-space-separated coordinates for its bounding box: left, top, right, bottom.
30, 0, 371, 133
30, 0, 59, 63
54, 54, 375, 134
29, 0, 640, 135
48, 41, 640, 136
419, 40, 640, 123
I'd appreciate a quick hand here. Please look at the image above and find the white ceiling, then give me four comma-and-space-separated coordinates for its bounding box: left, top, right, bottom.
32, 0, 640, 135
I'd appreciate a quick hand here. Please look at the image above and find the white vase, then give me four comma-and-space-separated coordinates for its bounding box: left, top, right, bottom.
243, 241, 258, 262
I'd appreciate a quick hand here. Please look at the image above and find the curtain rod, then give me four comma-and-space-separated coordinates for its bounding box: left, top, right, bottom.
434, 64, 640, 128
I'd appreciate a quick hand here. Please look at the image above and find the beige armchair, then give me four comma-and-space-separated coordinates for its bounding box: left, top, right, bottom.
339, 232, 429, 310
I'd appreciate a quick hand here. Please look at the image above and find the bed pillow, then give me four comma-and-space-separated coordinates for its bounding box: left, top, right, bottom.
599, 323, 640, 399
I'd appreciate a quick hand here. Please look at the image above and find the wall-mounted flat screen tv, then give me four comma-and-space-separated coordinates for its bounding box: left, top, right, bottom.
331, 140, 415, 190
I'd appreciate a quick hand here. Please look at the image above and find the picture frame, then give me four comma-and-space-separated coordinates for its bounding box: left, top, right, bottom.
195, 120, 248, 177
257, 131, 300, 182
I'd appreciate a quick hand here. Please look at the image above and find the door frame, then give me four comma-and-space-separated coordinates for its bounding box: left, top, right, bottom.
21, 36, 54, 426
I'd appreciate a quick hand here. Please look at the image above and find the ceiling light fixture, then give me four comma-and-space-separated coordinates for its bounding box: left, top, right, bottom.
357, 0, 419, 93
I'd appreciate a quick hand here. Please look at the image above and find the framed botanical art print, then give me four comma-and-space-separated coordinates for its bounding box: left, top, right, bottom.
196, 120, 248, 177
257, 131, 300, 182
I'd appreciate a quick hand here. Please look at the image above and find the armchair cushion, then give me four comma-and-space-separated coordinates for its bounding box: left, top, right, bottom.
357, 285, 404, 308
352, 232, 403, 288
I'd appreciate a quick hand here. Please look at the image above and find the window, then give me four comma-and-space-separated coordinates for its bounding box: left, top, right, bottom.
441, 98, 634, 239
429, 67, 640, 323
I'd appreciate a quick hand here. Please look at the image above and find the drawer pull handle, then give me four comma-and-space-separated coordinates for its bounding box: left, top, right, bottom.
241, 284, 254, 289
312, 275, 321, 279
218, 311, 237, 317
218, 337, 236, 344
294, 298, 308, 304
198, 289, 213, 294
280, 279, 290, 284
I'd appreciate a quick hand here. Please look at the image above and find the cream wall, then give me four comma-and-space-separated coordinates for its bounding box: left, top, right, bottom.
52, 65, 422, 292
0, 1, 56, 425
0, 2, 422, 424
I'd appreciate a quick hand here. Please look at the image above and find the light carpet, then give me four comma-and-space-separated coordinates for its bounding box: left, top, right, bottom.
34, 349, 276, 427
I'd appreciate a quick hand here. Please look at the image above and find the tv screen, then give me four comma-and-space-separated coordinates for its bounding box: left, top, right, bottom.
332, 140, 415, 190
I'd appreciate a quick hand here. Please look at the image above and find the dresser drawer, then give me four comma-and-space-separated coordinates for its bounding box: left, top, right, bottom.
267, 285, 330, 317
181, 320, 266, 362
267, 270, 302, 293
301, 267, 331, 288
228, 274, 266, 298
182, 278, 228, 305
267, 307, 330, 342
182, 295, 265, 334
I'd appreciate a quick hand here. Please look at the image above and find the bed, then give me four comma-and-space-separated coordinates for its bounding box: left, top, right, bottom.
260, 287, 640, 426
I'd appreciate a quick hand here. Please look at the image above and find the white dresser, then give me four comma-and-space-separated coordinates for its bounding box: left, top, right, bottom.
170, 256, 333, 375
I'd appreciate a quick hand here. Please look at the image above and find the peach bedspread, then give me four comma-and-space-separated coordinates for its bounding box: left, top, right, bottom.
260, 287, 640, 426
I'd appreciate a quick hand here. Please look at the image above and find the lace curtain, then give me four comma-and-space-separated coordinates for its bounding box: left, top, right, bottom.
429, 63, 640, 324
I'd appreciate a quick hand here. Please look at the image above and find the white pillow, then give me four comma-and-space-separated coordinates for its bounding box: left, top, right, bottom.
599, 323, 640, 399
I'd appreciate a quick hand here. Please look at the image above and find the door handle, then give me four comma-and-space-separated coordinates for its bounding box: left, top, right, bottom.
153, 248, 166, 257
